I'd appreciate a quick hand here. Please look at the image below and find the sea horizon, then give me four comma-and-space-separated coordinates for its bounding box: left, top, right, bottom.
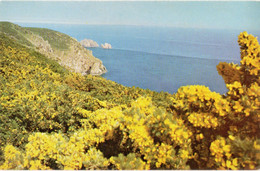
12, 21, 260, 33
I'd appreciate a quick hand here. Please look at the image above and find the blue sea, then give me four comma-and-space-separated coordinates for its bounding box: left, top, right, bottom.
18, 23, 260, 94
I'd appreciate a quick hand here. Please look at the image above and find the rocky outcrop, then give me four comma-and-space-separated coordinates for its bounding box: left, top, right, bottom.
80, 39, 99, 48
86, 62, 107, 75
29, 36, 107, 75
25, 32, 55, 59
58, 40, 107, 75
101, 43, 112, 49
23, 27, 107, 75
80, 38, 112, 50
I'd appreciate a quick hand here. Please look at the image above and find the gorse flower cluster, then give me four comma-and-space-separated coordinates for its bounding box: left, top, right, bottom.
238, 32, 260, 76
0, 32, 259, 170
210, 137, 238, 170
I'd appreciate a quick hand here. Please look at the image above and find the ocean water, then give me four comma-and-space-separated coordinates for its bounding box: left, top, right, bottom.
18, 23, 260, 94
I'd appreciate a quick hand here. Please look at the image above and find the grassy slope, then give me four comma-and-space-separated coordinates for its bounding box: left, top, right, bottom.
26, 27, 71, 50
0, 22, 33, 47
0, 22, 71, 51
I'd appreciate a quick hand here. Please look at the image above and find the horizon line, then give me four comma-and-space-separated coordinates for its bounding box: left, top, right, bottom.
1, 20, 254, 31
1, 0, 259, 1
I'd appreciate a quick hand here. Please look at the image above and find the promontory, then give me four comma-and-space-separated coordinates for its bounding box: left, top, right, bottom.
0, 22, 107, 75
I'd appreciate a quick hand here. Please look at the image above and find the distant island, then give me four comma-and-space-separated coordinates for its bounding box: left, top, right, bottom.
80, 39, 99, 48
101, 43, 112, 49
80, 39, 112, 49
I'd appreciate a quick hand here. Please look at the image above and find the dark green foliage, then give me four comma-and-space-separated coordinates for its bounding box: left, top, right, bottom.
71, 74, 173, 108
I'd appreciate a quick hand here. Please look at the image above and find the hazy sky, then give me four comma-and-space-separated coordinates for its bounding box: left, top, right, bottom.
0, 1, 259, 30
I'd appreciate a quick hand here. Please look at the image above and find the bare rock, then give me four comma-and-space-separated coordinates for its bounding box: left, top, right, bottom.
80, 39, 99, 48
58, 41, 107, 76
21, 26, 107, 76
87, 62, 107, 76
101, 43, 112, 49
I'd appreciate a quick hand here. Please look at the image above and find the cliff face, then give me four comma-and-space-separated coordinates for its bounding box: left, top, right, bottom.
0, 22, 107, 75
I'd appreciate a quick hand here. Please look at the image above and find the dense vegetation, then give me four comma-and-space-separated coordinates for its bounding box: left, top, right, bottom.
0, 31, 259, 170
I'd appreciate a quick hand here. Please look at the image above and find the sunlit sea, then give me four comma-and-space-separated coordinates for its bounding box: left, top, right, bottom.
18, 23, 260, 94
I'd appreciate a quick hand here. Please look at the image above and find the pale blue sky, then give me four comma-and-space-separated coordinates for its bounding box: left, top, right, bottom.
0, 1, 259, 30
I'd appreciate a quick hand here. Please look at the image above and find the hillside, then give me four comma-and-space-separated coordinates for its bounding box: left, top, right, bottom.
0, 22, 107, 75
0, 26, 259, 170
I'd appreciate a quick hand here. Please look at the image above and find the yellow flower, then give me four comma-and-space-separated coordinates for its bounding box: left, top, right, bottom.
226, 160, 232, 168
229, 135, 235, 141
180, 150, 189, 159
232, 158, 238, 166
254, 141, 260, 150
223, 145, 231, 153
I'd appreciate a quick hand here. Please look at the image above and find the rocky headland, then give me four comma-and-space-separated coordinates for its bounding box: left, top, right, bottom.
0, 22, 107, 75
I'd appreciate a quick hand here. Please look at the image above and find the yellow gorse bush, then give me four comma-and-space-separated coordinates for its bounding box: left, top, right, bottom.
0, 145, 23, 170
238, 32, 260, 76
0, 32, 259, 169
